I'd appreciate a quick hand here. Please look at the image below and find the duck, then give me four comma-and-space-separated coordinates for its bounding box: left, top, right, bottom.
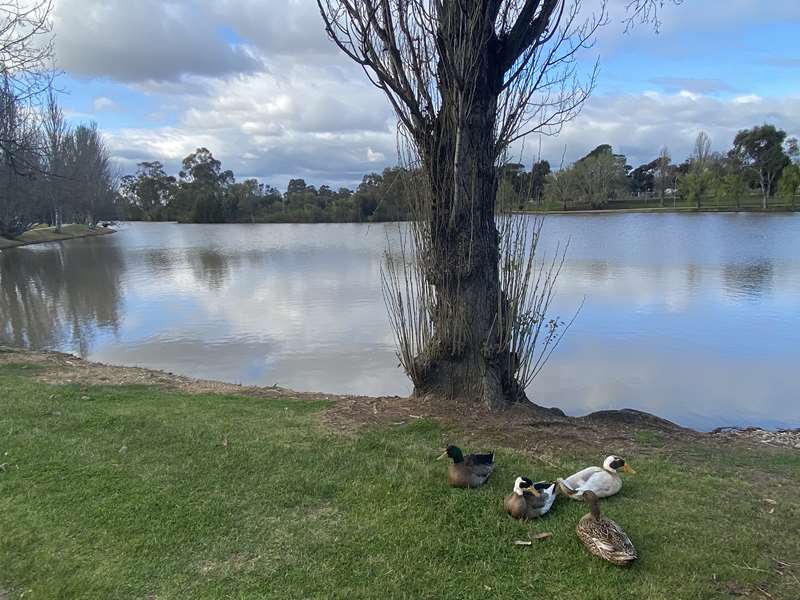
504, 476, 557, 519
575, 490, 637, 566
557, 455, 635, 500
437, 445, 495, 488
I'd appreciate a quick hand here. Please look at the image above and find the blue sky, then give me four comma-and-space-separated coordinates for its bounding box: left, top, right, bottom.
53, 0, 800, 189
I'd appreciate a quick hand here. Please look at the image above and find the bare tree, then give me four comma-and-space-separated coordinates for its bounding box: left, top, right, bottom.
657, 145, 670, 207
319, 0, 671, 410
69, 122, 114, 228
0, 0, 54, 166
692, 131, 711, 171
41, 88, 67, 231
0, 73, 40, 235
0, 0, 54, 235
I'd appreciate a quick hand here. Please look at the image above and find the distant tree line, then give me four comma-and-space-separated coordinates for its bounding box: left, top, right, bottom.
123, 124, 800, 227
526, 123, 800, 211
121, 148, 416, 223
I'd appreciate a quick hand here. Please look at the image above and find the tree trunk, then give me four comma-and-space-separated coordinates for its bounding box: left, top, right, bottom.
409, 8, 520, 410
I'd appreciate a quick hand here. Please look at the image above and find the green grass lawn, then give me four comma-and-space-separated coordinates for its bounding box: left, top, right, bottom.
518, 197, 799, 214
1, 363, 798, 599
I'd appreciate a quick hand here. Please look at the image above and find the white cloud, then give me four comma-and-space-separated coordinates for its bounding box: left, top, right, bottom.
531, 91, 800, 168
92, 96, 118, 111
103, 59, 396, 187
733, 94, 762, 104
366, 148, 385, 163
54, 0, 262, 82
54, 0, 800, 186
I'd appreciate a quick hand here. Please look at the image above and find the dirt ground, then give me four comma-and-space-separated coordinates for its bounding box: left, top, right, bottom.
1, 346, 796, 459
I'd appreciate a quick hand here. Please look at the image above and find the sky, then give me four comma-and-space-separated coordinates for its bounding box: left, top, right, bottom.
52, 0, 800, 189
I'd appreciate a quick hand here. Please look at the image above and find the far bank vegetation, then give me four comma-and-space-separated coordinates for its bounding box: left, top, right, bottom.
120, 124, 800, 226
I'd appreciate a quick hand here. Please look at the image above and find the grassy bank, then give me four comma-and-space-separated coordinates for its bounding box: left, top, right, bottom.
0, 224, 114, 250
515, 196, 799, 215
517, 205, 800, 216
0, 359, 798, 599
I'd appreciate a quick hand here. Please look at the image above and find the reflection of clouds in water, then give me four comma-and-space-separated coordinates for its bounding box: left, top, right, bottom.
265, 349, 410, 397
533, 337, 800, 431
97, 337, 278, 385
3, 217, 800, 429
555, 262, 697, 314
554, 259, 800, 317
96, 222, 402, 392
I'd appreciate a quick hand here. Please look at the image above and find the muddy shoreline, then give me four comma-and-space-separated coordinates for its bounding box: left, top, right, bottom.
1, 346, 796, 456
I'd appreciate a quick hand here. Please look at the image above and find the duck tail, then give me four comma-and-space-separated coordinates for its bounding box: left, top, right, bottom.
556, 478, 576, 497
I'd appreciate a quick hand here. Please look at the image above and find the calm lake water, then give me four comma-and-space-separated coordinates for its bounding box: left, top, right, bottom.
2, 215, 799, 430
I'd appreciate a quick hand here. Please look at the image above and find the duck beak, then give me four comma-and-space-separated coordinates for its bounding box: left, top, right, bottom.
623, 464, 636, 475
436, 451, 447, 461
529, 488, 541, 497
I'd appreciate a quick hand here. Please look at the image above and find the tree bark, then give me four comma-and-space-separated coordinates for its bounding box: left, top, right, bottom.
409, 6, 522, 409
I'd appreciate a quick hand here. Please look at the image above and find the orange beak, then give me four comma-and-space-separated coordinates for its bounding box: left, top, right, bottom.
623, 463, 636, 475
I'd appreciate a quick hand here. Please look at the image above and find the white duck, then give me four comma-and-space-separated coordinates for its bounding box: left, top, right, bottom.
557, 455, 635, 500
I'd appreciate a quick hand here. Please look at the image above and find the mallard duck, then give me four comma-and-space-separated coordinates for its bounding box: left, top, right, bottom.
576, 491, 637, 566
504, 476, 557, 519
437, 445, 495, 488
557, 455, 635, 500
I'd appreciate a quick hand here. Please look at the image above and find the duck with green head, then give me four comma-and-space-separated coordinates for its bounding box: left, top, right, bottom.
437, 445, 495, 488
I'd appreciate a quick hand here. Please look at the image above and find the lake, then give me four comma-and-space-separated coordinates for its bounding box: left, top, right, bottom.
2, 214, 799, 431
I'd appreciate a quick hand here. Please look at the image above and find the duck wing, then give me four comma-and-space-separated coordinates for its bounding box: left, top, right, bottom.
464, 452, 494, 466
573, 470, 621, 498
464, 453, 495, 480
563, 466, 602, 488
601, 518, 637, 561
526, 483, 557, 515
578, 516, 637, 565
468, 461, 495, 481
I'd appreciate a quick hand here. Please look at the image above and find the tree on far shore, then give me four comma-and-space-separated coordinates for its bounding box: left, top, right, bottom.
729, 124, 791, 209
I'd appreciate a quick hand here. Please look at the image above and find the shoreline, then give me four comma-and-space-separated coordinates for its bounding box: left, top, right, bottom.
1, 346, 796, 451
514, 205, 800, 216
0, 224, 115, 250
126, 205, 800, 224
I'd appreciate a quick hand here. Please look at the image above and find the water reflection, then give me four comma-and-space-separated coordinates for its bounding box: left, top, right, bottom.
1, 215, 799, 430
187, 249, 232, 290
1, 240, 124, 355
722, 261, 773, 300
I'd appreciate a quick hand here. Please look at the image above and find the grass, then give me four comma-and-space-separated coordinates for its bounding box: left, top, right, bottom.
518, 196, 799, 214
0, 224, 113, 249
1, 363, 798, 599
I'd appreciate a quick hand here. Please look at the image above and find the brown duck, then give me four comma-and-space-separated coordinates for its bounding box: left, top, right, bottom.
575, 491, 637, 566
437, 445, 495, 488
